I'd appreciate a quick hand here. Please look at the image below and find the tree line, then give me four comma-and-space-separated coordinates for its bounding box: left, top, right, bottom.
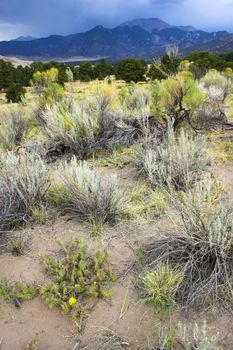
1, 51, 233, 102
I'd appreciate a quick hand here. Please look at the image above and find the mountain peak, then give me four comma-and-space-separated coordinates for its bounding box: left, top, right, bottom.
12, 36, 37, 42
119, 18, 170, 32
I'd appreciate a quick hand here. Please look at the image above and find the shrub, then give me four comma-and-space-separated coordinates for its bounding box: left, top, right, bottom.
41, 82, 64, 105
5, 83, 26, 103
0, 152, 49, 232
153, 321, 220, 350
97, 113, 144, 151
61, 158, 124, 228
158, 71, 206, 130
198, 69, 233, 126
138, 121, 208, 191
0, 106, 33, 151
40, 98, 102, 159
40, 240, 116, 316
142, 177, 233, 306
187, 321, 219, 350
139, 262, 184, 311
119, 84, 152, 117
32, 67, 64, 105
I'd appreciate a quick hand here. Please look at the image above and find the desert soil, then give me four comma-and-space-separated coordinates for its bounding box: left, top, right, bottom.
1, 151, 233, 349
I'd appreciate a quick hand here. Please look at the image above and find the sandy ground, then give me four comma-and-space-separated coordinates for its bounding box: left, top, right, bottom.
1, 156, 233, 349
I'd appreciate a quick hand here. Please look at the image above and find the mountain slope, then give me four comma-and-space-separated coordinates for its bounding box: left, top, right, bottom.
184, 34, 233, 54
0, 18, 230, 61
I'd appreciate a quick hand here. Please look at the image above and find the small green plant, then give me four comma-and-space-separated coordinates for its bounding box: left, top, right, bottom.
89, 218, 104, 236
10, 237, 26, 256
0, 278, 14, 302
136, 248, 144, 262
139, 263, 184, 312
47, 183, 68, 207
40, 240, 117, 316
153, 324, 177, 350
25, 334, 39, 350
209, 137, 233, 163
128, 183, 148, 202
0, 278, 38, 304
224, 142, 233, 160
30, 205, 48, 224
123, 184, 168, 223
99, 146, 137, 168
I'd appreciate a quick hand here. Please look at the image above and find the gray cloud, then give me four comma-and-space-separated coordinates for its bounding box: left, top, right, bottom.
0, 0, 232, 40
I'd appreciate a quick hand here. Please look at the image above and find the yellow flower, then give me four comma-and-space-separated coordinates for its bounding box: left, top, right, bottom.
68, 297, 77, 306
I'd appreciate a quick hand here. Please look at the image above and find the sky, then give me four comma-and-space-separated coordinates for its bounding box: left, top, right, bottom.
1, 0, 233, 40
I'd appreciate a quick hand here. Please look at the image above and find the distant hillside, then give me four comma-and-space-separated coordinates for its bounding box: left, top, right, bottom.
0, 55, 33, 67
184, 34, 233, 54
12, 36, 37, 42
0, 18, 230, 61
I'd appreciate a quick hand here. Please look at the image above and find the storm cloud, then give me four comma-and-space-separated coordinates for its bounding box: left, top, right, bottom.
0, 0, 232, 40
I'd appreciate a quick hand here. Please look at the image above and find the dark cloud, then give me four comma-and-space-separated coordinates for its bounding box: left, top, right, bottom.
0, 0, 232, 40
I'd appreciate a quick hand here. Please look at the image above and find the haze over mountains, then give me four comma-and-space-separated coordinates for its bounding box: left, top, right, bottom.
0, 18, 232, 62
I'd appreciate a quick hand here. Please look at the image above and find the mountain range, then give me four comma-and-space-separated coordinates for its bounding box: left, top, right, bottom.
0, 18, 232, 62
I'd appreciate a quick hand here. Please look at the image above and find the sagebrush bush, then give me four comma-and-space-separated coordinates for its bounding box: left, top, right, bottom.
198, 69, 233, 125
139, 262, 184, 311
154, 321, 220, 350
39, 88, 157, 158
61, 158, 124, 228
187, 321, 219, 350
142, 177, 233, 306
94, 85, 157, 151
138, 120, 209, 191
40, 98, 101, 159
0, 106, 33, 151
0, 152, 49, 231
119, 84, 152, 117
